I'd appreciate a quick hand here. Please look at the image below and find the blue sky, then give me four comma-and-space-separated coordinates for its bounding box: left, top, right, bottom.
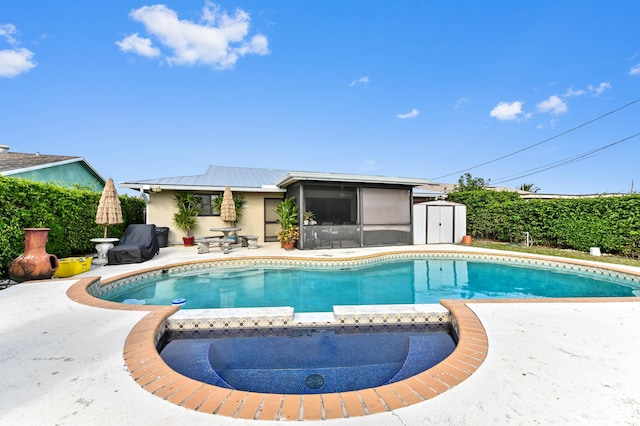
2, 1, 639, 195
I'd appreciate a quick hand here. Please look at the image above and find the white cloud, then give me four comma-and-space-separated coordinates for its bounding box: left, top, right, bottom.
489, 101, 530, 121
0, 24, 18, 45
453, 97, 468, 109
116, 33, 160, 58
350, 76, 369, 87
396, 108, 419, 119
537, 95, 568, 115
563, 87, 585, 98
631, 64, 640, 76
588, 81, 611, 96
0, 24, 36, 78
0, 48, 36, 77
117, 2, 269, 69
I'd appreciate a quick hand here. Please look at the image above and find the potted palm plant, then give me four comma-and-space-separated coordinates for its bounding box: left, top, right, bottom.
173, 192, 201, 246
276, 197, 300, 249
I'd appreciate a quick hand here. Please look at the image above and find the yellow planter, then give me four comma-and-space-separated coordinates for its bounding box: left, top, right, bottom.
53, 257, 93, 278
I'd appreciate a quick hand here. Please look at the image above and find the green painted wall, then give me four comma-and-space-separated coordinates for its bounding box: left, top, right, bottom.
10, 162, 104, 191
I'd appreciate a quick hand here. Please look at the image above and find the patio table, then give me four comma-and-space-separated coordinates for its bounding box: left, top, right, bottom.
210, 227, 241, 239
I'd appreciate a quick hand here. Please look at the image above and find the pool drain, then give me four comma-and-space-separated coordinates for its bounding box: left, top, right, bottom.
305, 374, 324, 389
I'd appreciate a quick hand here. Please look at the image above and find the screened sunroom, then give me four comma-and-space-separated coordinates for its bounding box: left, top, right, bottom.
277, 172, 429, 249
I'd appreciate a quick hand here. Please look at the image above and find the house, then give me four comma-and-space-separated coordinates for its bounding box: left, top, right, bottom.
119, 165, 433, 248
0, 145, 105, 191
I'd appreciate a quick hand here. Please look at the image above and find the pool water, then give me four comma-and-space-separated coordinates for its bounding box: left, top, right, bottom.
160, 324, 456, 394
103, 259, 639, 311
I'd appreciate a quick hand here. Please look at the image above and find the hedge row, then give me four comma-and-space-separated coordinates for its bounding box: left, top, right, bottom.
447, 190, 640, 257
0, 176, 145, 279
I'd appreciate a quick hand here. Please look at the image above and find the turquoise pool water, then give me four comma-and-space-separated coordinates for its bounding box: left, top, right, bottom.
101, 258, 640, 311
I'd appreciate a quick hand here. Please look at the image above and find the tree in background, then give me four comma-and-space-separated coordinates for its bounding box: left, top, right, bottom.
452, 173, 489, 192
518, 183, 540, 193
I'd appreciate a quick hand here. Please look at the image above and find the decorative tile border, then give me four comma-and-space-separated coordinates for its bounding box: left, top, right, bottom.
167, 307, 295, 331
165, 304, 451, 331
333, 304, 450, 327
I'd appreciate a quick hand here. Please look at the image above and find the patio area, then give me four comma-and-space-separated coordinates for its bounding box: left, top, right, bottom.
1, 243, 639, 425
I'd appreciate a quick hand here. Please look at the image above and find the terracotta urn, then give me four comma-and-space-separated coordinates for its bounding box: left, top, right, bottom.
9, 228, 59, 282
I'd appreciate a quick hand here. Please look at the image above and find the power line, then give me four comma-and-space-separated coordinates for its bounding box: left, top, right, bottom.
490, 131, 640, 185
430, 97, 640, 181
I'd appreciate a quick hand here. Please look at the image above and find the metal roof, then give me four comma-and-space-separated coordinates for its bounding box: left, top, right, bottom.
120, 166, 290, 192
413, 187, 447, 197
120, 165, 432, 192
277, 170, 431, 187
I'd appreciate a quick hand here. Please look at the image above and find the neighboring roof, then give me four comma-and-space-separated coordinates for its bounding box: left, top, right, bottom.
0, 150, 78, 174
120, 165, 432, 193
520, 192, 630, 199
0, 146, 105, 185
417, 182, 457, 194
417, 182, 526, 195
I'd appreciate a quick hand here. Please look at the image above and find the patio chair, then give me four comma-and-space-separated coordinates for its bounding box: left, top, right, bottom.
107, 224, 159, 265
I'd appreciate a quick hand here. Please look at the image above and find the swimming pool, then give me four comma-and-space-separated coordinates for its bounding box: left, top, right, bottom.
98, 255, 640, 311
75, 251, 640, 420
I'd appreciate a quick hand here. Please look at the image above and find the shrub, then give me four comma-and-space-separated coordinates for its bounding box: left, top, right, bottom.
0, 176, 145, 279
448, 190, 640, 258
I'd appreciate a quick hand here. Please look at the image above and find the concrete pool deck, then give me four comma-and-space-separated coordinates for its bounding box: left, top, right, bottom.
1, 243, 639, 424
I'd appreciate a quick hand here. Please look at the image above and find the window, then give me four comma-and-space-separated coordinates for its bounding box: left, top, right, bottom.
196, 194, 221, 216
304, 185, 358, 225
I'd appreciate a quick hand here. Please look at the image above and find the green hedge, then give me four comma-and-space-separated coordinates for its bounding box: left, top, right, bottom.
447, 190, 640, 257
1, 176, 145, 279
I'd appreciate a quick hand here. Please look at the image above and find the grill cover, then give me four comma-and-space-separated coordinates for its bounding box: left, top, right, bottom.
107, 224, 159, 265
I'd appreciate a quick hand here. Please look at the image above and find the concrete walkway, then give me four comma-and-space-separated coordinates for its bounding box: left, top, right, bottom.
1, 244, 639, 425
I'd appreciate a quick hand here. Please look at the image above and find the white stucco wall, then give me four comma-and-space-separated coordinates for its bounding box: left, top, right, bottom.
146, 191, 281, 245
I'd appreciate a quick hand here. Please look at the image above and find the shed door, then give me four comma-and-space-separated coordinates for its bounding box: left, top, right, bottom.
426, 206, 454, 244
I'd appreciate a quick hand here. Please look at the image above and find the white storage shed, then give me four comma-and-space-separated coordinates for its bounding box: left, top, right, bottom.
413, 200, 467, 244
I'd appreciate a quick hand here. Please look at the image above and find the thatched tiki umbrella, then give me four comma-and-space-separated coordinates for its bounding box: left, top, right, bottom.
220, 186, 236, 226
95, 178, 123, 238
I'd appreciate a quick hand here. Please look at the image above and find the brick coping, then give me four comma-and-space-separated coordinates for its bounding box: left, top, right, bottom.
65, 251, 640, 421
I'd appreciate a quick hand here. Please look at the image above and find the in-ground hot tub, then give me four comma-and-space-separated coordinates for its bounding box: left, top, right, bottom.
159, 323, 456, 394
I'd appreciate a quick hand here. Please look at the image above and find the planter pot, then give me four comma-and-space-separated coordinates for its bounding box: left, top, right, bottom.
461, 235, 473, 246
183, 236, 196, 246
282, 241, 295, 250
9, 228, 59, 282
